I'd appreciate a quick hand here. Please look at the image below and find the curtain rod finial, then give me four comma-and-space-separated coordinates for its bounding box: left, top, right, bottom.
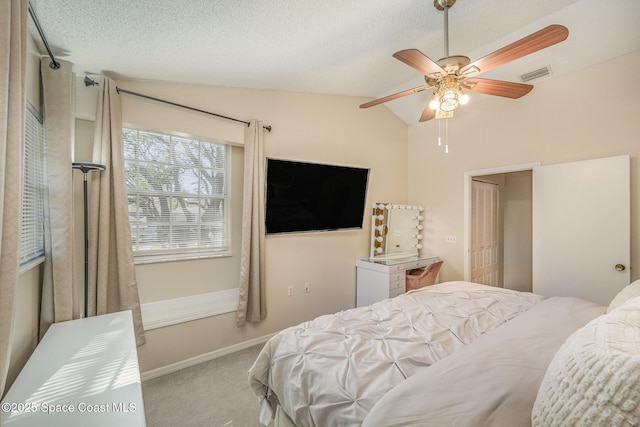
84, 76, 99, 87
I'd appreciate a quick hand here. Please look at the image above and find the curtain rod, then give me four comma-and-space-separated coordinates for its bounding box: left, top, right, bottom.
113, 86, 272, 132
28, 2, 60, 70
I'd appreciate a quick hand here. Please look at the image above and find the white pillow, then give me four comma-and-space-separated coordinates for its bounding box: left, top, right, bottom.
532, 297, 640, 427
608, 279, 640, 313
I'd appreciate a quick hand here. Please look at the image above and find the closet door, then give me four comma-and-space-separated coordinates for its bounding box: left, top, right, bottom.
471, 180, 500, 287
532, 155, 630, 304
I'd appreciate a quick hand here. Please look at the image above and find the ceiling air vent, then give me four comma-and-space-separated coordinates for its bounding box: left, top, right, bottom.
520, 66, 551, 83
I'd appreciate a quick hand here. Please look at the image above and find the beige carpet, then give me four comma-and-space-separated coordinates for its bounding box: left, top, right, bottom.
142, 344, 268, 427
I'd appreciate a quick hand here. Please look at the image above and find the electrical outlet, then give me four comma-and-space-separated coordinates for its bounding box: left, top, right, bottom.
446, 235, 457, 243
304, 282, 310, 293
287, 285, 294, 296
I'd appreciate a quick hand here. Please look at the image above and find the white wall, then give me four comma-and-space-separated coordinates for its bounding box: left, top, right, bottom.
75, 79, 409, 372
408, 50, 640, 284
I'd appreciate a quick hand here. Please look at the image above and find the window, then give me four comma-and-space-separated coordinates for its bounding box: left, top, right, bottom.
20, 103, 46, 271
122, 127, 230, 263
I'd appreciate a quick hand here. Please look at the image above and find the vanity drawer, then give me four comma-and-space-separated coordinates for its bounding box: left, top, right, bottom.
415, 258, 437, 269
392, 264, 407, 272
389, 287, 405, 298
390, 272, 405, 282
389, 276, 405, 291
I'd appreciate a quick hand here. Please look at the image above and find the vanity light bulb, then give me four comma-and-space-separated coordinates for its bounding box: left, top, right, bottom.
376, 215, 384, 220
376, 236, 383, 243
416, 225, 424, 230
415, 244, 423, 249
376, 225, 384, 232
416, 235, 423, 240
376, 247, 383, 254
377, 203, 386, 209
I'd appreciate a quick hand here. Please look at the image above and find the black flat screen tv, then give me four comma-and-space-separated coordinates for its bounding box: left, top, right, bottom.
265, 158, 370, 234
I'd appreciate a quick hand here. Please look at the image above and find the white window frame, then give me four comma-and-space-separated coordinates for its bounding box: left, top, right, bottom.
122, 125, 231, 264
19, 103, 46, 272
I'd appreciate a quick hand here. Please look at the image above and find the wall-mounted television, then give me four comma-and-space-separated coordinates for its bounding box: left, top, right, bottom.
265, 158, 370, 234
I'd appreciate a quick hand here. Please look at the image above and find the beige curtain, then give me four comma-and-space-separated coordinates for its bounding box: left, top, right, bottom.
39, 58, 76, 338
236, 120, 266, 327
0, 0, 27, 396
87, 78, 145, 346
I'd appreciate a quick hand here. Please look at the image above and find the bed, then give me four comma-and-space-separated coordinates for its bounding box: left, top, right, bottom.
248, 280, 640, 426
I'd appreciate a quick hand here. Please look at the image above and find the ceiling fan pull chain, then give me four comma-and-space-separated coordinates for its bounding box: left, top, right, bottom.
445, 118, 449, 154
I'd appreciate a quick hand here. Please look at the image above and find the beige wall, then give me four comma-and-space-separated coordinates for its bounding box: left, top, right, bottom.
76, 79, 409, 372
408, 50, 640, 284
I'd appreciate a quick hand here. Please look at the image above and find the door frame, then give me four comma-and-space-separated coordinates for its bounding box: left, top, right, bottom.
463, 162, 540, 281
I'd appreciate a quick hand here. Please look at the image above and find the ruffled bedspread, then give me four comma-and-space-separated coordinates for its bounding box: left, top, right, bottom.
249, 281, 544, 426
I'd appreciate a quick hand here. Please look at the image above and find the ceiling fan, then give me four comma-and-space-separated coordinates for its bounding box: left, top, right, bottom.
360, 0, 569, 122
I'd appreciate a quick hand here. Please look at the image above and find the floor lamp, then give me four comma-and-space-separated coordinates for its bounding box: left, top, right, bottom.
72, 162, 106, 317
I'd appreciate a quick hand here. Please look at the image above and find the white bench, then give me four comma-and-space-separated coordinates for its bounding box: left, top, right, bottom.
1, 311, 145, 426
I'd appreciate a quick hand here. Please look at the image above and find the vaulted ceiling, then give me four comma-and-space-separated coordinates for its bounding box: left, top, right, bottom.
28, 0, 640, 123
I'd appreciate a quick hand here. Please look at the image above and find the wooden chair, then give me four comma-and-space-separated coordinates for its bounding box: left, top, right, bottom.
405, 260, 443, 292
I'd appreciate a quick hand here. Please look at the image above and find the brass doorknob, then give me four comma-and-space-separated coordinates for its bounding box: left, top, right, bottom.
615, 264, 626, 271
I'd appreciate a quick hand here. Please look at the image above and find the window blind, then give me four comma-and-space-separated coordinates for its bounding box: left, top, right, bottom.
20, 104, 46, 270
122, 127, 230, 262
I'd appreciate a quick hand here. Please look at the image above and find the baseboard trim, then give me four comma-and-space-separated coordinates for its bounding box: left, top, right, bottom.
140, 333, 275, 382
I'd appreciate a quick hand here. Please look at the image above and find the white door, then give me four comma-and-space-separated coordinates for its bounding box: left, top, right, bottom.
471, 180, 500, 287
532, 155, 630, 304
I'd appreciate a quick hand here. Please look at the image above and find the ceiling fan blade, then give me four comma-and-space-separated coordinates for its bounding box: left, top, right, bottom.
360, 85, 432, 109
393, 49, 446, 78
419, 95, 437, 122
460, 25, 569, 76
465, 78, 533, 98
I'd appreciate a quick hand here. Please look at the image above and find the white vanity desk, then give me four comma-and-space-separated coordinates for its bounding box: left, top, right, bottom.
0, 311, 145, 427
356, 254, 440, 307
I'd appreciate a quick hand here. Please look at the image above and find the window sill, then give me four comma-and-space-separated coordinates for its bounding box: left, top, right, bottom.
134, 251, 231, 265
140, 288, 239, 331
19, 255, 45, 275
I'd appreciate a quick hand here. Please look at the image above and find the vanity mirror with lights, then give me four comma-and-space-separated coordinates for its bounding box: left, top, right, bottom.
370, 203, 425, 259
356, 203, 440, 307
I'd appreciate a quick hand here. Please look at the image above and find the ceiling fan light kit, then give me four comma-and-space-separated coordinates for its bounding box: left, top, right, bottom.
360, 0, 569, 125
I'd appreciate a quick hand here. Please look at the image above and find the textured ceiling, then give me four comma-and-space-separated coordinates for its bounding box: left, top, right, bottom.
28, 0, 640, 123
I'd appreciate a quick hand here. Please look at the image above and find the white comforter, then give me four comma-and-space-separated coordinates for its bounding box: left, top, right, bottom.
248, 281, 544, 426
362, 296, 606, 427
